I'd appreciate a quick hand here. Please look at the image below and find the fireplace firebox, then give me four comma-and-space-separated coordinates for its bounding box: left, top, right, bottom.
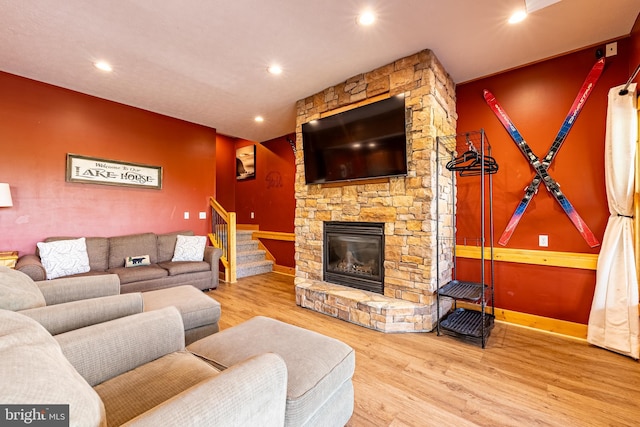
323, 221, 384, 294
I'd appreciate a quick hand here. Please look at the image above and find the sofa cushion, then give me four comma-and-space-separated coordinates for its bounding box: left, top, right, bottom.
44, 236, 109, 272
37, 237, 91, 280
157, 261, 211, 276
108, 265, 168, 285
172, 235, 207, 262
157, 230, 194, 263
109, 233, 158, 268
0, 265, 46, 311
94, 350, 219, 427
0, 309, 106, 427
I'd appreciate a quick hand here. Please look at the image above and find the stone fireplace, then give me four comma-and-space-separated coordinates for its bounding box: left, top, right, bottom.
294, 49, 456, 333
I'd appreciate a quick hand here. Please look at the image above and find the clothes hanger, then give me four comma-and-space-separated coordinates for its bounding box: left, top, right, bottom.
446, 138, 498, 176
445, 146, 479, 171
458, 155, 499, 176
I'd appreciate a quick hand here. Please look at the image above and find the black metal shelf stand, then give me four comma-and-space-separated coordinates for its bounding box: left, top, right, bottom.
435, 129, 495, 348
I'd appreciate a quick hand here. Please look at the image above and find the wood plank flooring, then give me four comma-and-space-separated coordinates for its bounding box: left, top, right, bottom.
205, 272, 640, 427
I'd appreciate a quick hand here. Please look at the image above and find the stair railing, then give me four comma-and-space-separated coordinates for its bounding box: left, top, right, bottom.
209, 197, 237, 283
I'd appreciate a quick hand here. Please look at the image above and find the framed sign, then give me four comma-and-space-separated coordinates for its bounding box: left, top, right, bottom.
236, 145, 256, 181
66, 154, 163, 189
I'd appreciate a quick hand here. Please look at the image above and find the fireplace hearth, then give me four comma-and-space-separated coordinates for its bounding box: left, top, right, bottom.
324, 221, 384, 294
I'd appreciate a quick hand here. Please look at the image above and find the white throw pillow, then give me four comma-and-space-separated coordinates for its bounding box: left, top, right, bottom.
172, 235, 207, 262
37, 237, 91, 280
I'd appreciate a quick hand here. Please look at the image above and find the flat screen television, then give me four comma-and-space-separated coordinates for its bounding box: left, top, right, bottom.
302, 95, 408, 184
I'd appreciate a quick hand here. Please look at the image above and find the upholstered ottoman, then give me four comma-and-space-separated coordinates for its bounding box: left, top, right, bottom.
187, 316, 355, 427
141, 285, 220, 345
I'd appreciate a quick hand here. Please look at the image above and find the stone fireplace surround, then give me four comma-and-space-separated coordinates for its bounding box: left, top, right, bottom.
294, 49, 456, 333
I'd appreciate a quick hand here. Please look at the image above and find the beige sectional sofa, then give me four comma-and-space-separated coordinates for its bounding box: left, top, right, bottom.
15, 230, 221, 293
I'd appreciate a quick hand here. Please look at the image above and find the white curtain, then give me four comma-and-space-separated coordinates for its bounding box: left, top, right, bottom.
587, 83, 639, 359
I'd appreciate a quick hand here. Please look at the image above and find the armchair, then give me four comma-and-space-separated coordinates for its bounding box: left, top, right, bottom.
0, 307, 288, 426
0, 266, 221, 343
0, 266, 139, 335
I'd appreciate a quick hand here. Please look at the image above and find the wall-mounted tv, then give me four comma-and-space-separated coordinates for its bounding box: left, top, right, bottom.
302, 95, 408, 184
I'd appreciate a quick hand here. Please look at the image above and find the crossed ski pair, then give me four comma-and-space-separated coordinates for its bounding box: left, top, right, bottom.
484, 57, 605, 248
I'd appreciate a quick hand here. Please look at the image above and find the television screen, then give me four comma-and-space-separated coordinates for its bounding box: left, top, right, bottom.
302, 95, 407, 184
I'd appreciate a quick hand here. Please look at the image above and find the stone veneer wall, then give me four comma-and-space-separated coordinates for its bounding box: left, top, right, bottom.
294, 49, 457, 330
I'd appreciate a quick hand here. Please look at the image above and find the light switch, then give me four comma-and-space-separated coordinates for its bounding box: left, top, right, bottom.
184, 211, 189, 220
199, 211, 206, 219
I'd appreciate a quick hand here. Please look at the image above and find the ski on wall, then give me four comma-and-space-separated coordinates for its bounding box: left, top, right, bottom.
483, 57, 604, 247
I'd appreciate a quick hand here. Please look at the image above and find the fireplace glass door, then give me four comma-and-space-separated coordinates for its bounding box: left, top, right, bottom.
324, 222, 384, 294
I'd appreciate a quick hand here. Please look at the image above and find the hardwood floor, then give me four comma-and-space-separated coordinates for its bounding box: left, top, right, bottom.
205, 273, 640, 427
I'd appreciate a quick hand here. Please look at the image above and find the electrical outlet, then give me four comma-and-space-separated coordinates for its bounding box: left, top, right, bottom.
199, 211, 206, 220
539, 235, 548, 247
183, 211, 189, 220
606, 42, 617, 57
250, 212, 255, 219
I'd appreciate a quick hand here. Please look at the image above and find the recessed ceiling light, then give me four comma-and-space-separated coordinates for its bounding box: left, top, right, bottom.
508, 10, 527, 24
357, 10, 376, 26
268, 65, 282, 75
94, 60, 113, 72
255, 116, 264, 123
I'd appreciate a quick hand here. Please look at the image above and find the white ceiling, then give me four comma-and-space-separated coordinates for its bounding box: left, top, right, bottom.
1, 0, 638, 142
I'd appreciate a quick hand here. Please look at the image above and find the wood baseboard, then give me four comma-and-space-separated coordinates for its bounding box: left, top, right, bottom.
456, 301, 587, 340
273, 264, 295, 276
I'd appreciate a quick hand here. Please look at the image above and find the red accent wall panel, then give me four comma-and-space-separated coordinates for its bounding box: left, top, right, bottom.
261, 239, 295, 269
455, 258, 596, 324
631, 14, 640, 79
455, 40, 632, 323
0, 72, 216, 255
234, 135, 296, 267
215, 134, 237, 212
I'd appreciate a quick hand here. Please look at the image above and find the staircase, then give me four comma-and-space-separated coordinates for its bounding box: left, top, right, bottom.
235, 230, 273, 279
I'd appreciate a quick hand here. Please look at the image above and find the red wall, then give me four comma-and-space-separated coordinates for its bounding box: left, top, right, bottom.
455, 40, 632, 323
632, 14, 640, 80
213, 134, 296, 268
215, 134, 237, 211
234, 135, 296, 267
0, 72, 217, 256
